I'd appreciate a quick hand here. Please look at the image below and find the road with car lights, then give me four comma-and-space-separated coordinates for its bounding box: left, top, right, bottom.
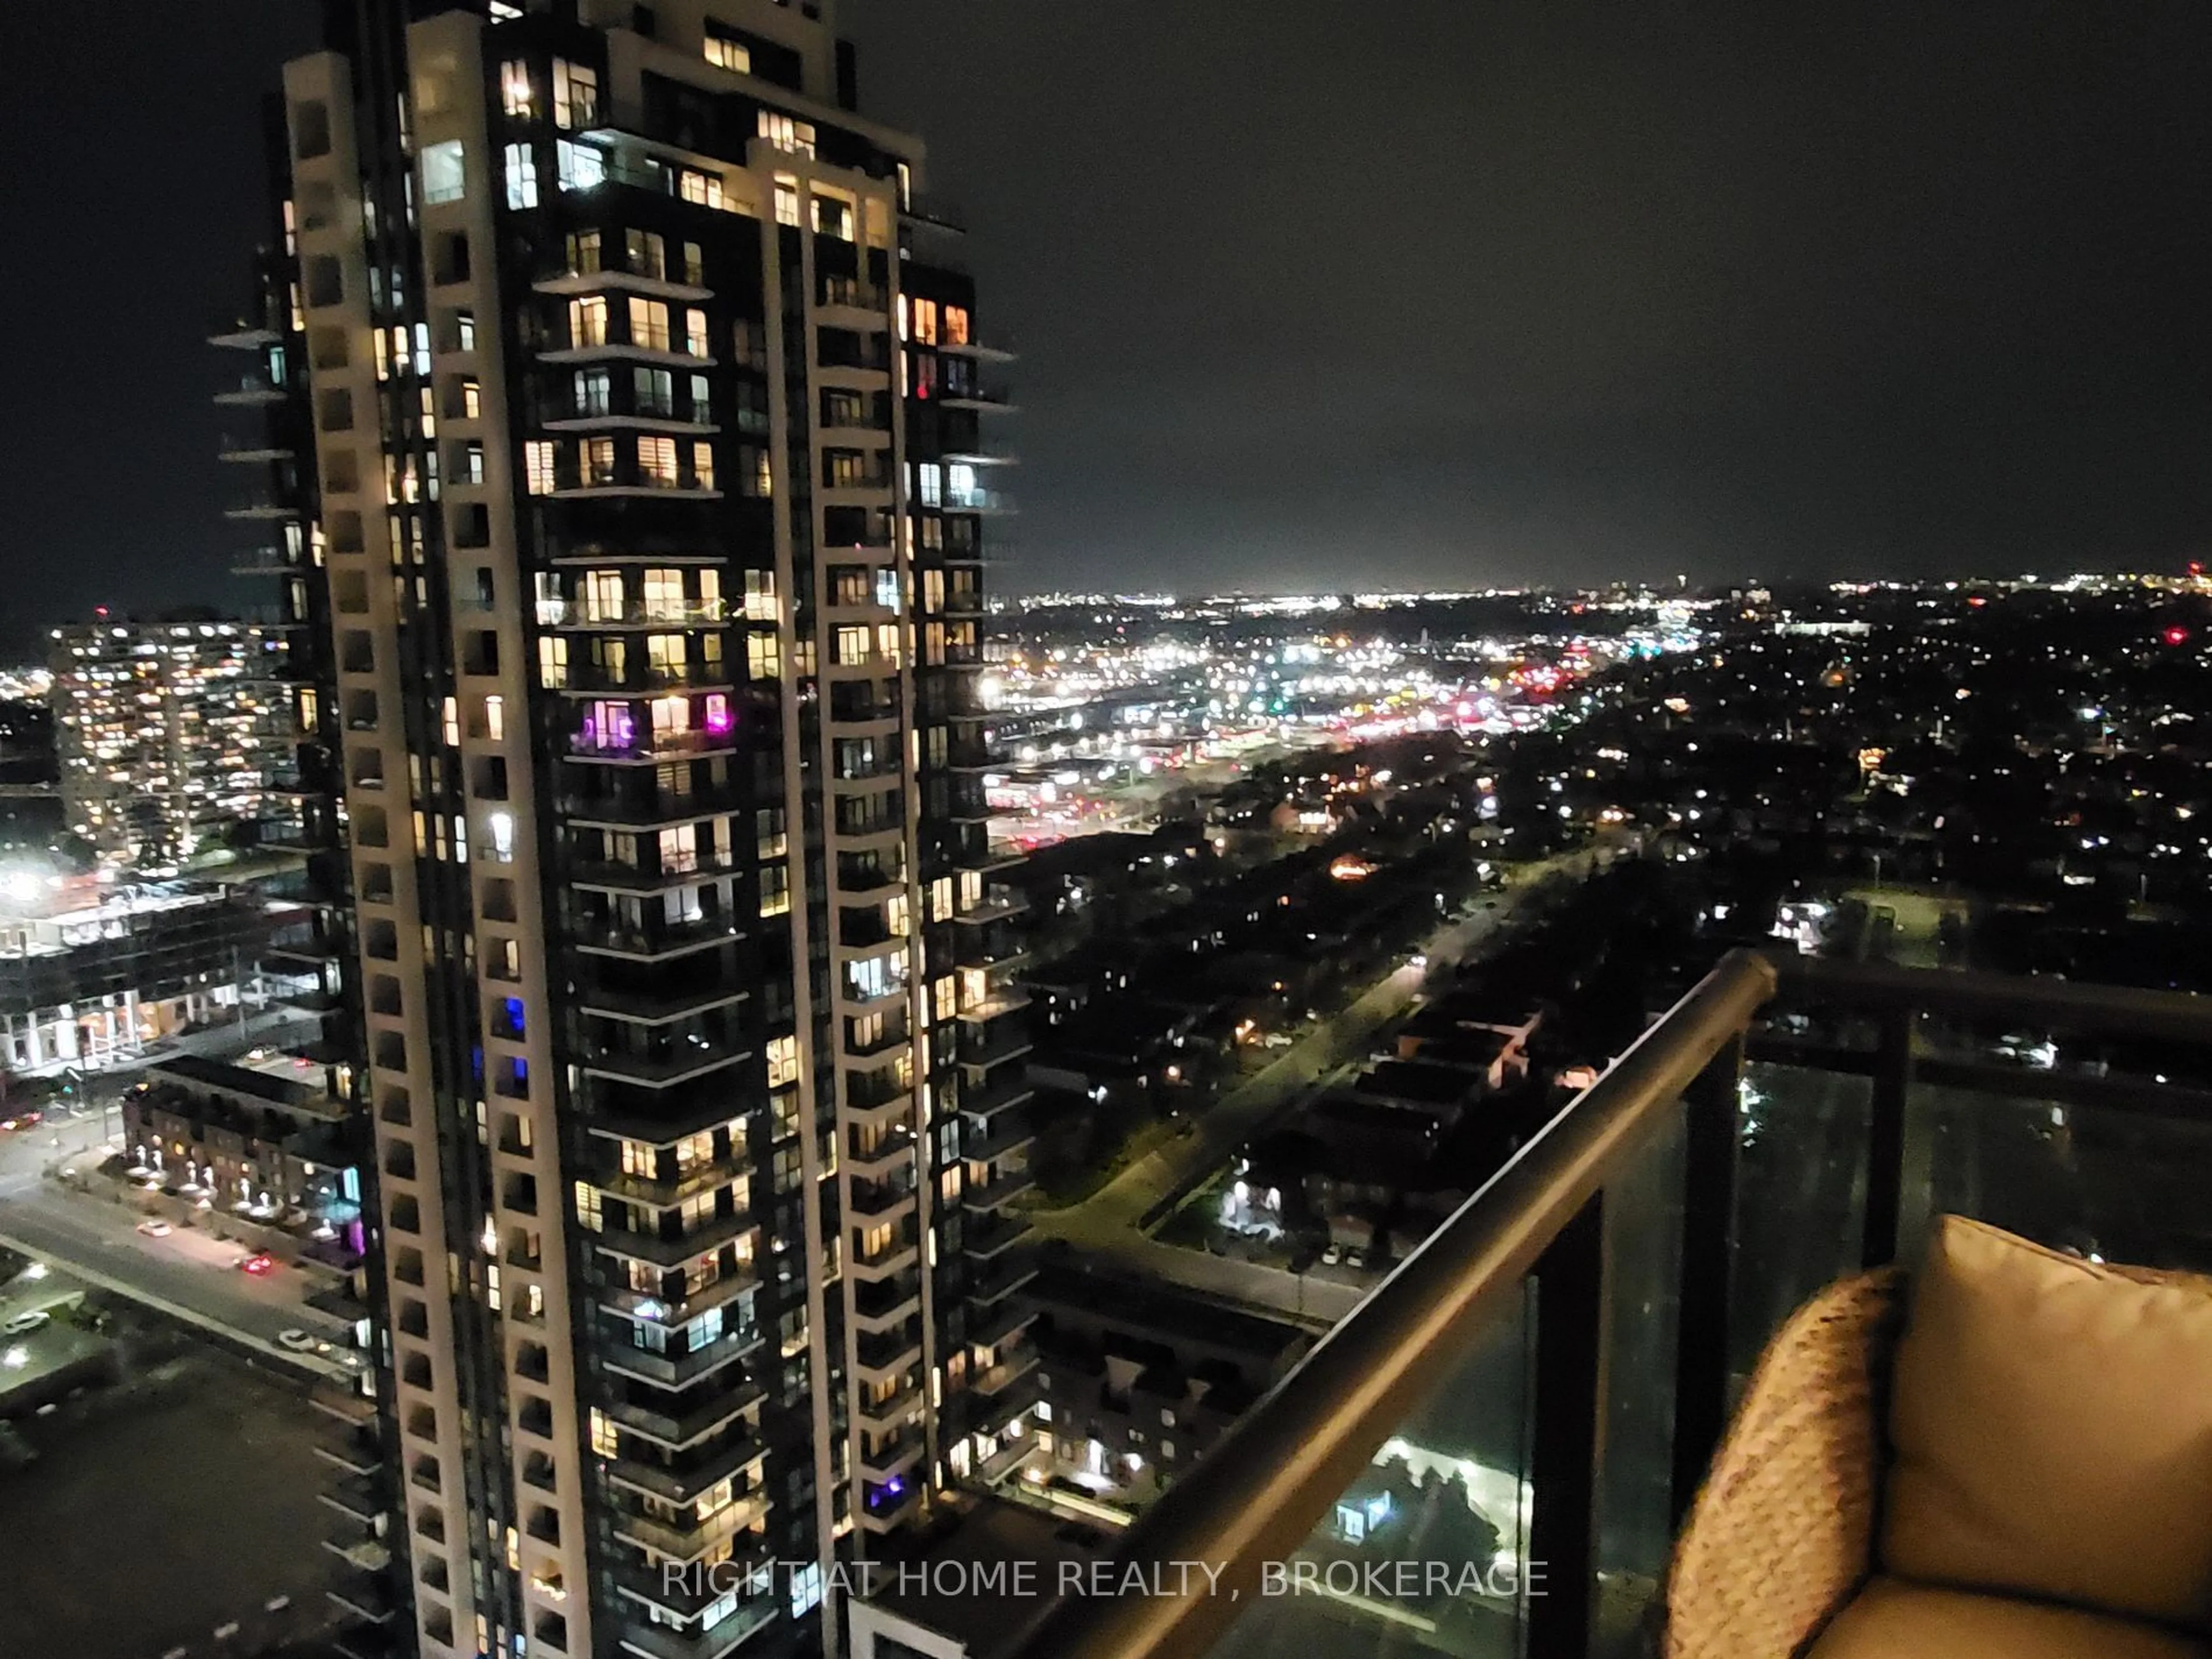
0, 1127, 354, 1378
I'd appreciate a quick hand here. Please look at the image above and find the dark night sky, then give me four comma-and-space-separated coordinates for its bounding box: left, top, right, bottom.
6, 1, 2211, 639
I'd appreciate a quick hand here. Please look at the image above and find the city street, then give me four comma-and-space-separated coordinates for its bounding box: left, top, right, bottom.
0, 1177, 357, 1379
0, 1006, 355, 1380
1033, 844, 1619, 1330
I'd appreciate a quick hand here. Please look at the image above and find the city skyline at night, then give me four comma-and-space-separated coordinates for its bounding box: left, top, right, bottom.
2, 9, 2211, 1659
5, 1, 2211, 642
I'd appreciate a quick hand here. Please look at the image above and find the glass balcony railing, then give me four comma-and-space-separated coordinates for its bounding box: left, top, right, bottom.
536, 597, 727, 628
1002, 949, 2212, 1659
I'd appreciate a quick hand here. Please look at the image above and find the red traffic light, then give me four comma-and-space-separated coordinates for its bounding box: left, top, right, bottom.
2163, 626, 2191, 646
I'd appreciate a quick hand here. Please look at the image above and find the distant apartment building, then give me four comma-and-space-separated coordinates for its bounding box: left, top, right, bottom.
121, 1052, 366, 1260
220, 3, 1029, 1656
50, 619, 294, 868
1024, 1265, 1308, 1513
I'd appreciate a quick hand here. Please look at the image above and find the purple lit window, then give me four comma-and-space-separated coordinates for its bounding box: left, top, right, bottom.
578, 699, 637, 752
704, 693, 734, 736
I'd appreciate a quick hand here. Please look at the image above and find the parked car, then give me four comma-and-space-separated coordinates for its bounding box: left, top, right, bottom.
1, 1310, 50, 1338
135, 1219, 173, 1238
276, 1329, 321, 1353
238, 1253, 276, 1275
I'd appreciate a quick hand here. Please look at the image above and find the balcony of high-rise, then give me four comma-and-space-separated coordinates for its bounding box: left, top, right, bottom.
996, 949, 2212, 1659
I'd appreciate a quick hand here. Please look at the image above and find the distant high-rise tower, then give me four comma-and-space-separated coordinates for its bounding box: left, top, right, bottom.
227, 3, 1035, 1655
50, 618, 294, 868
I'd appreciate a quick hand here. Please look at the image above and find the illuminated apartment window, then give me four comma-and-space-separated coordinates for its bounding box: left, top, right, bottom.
810, 196, 851, 241
556, 138, 604, 192
774, 185, 801, 228
583, 571, 624, 620
461, 378, 482, 419
767, 1035, 799, 1089
758, 111, 816, 158
638, 435, 679, 486
524, 440, 556, 496
588, 1408, 616, 1458
584, 437, 616, 485
573, 1181, 601, 1232
422, 139, 466, 205
743, 570, 777, 622
760, 863, 790, 917
456, 311, 477, 352
648, 695, 690, 742
911, 297, 939, 346
573, 369, 611, 416
747, 632, 781, 681
484, 695, 505, 740
678, 169, 726, 211
503, 142, 537, 210
684, 308, 709, 357
537, 637, 569, 688
660, 824, 699, 875
693, 442, 716, 491
944, 305, 971, 346
499, 60, 533, 118
703, 25, 749, 74
628, 298, 669, 352
566, 228, 601, 274
641, 567, 685, 618
551, 59, 597, 131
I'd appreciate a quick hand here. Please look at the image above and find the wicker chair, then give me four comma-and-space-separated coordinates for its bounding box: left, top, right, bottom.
1662, 1269, 1905, 1659
1664, 1247, 2212, 1658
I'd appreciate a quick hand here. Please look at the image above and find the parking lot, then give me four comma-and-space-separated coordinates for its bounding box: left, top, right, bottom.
0, 1289, 342, 1659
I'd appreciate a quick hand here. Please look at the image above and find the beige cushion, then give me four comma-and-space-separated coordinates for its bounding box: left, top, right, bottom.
1806, 1577, 2210, 1659
1883, 1215, 2212, 1629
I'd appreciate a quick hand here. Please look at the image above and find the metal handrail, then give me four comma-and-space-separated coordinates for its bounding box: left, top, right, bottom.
1003, 948, 1779, 1659
1771, 951, 2212, 1043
